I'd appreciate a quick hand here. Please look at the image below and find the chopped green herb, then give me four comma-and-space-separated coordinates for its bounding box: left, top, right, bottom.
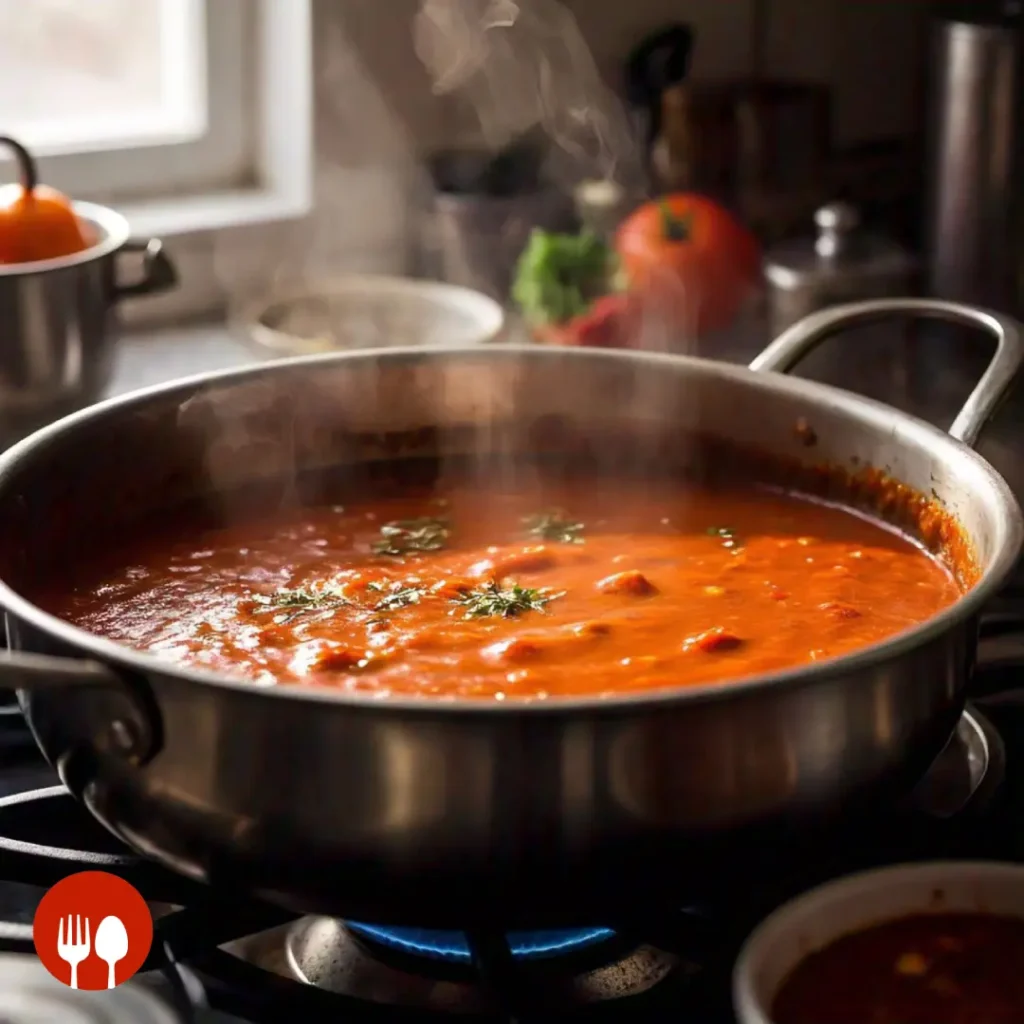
369, 582, 426, 613
707, 526, 741, 550
452, 580, 564, 619
253, 584, 350, 624
523, 509, 585, 544
372, 517, 451, 557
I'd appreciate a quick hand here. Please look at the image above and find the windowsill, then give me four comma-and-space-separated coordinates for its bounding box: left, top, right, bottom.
118, 183, 312, 239
87, 0, 315, 242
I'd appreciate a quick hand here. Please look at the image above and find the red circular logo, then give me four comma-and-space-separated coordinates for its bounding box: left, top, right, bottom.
33, 871, 153, 990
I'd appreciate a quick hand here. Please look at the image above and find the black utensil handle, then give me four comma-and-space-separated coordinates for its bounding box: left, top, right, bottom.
625, 23, 694, 102
624, 23, 694, 146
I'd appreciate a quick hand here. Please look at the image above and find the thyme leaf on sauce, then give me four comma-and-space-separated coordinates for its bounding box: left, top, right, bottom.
452, 580, 564, 619
367, 581, 426, 612
253, 585, 350, 624
523, 509, 585, 545
372, 517, 450, 557
707, 526, 741, 550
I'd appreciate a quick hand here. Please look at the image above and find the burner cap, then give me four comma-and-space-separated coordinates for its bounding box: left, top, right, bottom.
0, 955, 181, 1024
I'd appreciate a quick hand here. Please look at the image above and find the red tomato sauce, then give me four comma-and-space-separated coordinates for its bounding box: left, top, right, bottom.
773, 912, 1024, 1024
42, 472, 964, 700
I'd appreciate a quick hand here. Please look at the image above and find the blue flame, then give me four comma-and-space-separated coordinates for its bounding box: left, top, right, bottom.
346, 923, 615, 963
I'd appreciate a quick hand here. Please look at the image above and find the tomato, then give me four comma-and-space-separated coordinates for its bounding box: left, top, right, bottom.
614, 194, 760, 336
0, 136, 89, 265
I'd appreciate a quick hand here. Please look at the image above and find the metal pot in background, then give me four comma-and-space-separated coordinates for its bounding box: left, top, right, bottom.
423, 139, 575, 301
917, 4, 1024, 569
924, 2, 1024, 311
0, 202, 177, 434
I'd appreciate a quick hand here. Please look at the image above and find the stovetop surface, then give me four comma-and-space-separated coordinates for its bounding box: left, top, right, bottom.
0, 628, 1023, 1023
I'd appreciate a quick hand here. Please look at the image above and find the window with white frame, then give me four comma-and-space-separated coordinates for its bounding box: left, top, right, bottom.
0, 0, 313, 236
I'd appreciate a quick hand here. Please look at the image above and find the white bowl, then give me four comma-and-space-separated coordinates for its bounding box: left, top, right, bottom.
733, 860, 1024, 1024
242, 274, 506, 355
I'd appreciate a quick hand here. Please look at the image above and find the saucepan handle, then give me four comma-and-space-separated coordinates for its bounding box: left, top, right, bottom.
112, 238, 178, 301
0, 650, 159, 764
749, 298, 1024, 449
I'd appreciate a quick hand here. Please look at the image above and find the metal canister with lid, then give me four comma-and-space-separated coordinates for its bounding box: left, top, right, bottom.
764, 203, 917, 336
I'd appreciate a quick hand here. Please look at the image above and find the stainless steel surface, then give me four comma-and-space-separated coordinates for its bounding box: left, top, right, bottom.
0, 953, 182, 1024
763, 204, 915, 337
0, 201, 176, 427
751, 298, 1024, 445
924, 14, 1024, 308
0, 297, 1020, 925
813, 202, 859, 258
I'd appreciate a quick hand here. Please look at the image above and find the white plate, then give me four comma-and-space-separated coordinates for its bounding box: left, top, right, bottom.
242, 274, 506, 355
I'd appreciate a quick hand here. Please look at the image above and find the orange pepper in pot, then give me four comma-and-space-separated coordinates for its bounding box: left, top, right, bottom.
0, 136, 90, 264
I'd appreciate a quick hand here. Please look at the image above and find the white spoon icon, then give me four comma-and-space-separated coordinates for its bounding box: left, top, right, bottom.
94, 915, 129, 989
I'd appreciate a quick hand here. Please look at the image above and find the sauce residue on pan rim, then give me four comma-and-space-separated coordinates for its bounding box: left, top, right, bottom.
37, 446, 976, 702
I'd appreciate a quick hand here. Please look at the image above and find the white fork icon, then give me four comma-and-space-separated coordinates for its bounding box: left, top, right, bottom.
56, 914, 91, 989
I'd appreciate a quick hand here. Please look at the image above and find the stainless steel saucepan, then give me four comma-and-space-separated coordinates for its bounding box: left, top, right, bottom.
0, 298, 1019, 927
0, 135, 177, 433
0, 202, 177, 426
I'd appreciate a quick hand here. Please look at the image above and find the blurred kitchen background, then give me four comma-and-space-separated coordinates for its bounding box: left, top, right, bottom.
134, 0, 938, 329
2, 0, 1022, 468
1, 0, 947, 325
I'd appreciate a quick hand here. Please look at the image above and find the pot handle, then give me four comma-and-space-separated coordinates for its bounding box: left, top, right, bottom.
112, 238, 178, 300
748, 298, 1024, 449
1, 650, 159, 764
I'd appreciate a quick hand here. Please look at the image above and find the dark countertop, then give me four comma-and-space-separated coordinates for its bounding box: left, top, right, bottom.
107, 323, 264, 397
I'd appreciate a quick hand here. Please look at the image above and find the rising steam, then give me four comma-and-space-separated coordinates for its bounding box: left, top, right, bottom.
413, 0, 644, 193
412, 0, 725, 353
191, 0, 717, 546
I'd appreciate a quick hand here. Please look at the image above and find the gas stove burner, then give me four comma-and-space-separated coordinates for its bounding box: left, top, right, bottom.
252, 915, 680, 1014
0, 702, 1012, 1024
0, 953, 183, 1024
345, 921, 615, 963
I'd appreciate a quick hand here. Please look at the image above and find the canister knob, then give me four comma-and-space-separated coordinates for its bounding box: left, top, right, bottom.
814, 202, 860, 258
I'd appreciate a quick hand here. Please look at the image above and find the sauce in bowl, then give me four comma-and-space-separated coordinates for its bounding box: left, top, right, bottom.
773, 911, 1024, 1024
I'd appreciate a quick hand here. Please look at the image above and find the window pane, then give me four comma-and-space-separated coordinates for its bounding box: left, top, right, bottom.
0, 0, 207, 153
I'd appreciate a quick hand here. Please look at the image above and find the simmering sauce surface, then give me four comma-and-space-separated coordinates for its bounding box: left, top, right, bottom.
48, 478, 962, 699
772, 912, 1024, 1024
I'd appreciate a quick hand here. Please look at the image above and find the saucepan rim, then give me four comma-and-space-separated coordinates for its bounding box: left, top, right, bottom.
0, 343, 1018, 714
